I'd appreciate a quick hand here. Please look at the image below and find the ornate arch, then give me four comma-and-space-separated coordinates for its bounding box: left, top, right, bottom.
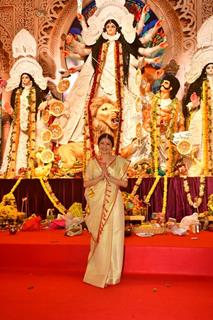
148, 0, 183, 63
0, 26, 13, 75
37, 0, 196, 76
201, 0, 213, 23
164, 0, 197, 52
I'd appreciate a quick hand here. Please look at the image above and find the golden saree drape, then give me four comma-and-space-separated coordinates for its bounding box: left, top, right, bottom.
83, 156, 129, 288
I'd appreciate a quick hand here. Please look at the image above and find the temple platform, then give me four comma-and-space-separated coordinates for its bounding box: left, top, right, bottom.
0, 229, 213, 277
1, 229, 213, 320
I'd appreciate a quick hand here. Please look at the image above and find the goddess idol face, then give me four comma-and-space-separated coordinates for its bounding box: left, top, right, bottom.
206, 63, 213, 76
105, 22, 117, 36
21, 74, 32, 87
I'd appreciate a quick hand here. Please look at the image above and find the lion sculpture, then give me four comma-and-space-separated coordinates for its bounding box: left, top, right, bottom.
58, 96, 120, 169
90, 96, 120, 144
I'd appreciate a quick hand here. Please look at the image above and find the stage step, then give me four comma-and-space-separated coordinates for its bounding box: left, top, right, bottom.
1, 230, 213, 277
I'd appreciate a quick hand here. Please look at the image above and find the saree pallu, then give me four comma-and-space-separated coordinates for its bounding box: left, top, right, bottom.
83, 156, 129, 288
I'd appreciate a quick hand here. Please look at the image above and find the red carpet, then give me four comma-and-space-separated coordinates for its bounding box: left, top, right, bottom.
0, 230, 213, 320
1, 230, 213, 275
0, 271, 212, 320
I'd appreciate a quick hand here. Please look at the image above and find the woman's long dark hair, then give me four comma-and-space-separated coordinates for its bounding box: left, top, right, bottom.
11, 73, 43, 112
91, 19, 140, 85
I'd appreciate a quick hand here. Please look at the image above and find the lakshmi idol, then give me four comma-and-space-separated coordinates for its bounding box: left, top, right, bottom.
183, 15, 213, 176
183, 63, 213, 176
0, 30, 47, 178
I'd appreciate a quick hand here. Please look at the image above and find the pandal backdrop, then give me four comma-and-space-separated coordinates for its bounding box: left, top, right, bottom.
0, 0, 213, 233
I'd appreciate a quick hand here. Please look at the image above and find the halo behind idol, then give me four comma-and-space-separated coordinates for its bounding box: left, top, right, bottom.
185, 16, 213, 83
6, 29, 47, 91
81, 0, 136, 46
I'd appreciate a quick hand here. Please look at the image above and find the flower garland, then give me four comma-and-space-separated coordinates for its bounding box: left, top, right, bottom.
0, 177, 22, 204
130, 176, 143, 197
162, 175, 168, 216
202, 80, 212, 175
85, 41, 110, 158
202, 80, 208, 175
151, 95, 159, 176
26, 88, 36, 178
5, 89, 21, 177
183, 175, 205, 209
10, 177, 23, 193
0, 178, 22, 218
114, 41, 124, 154
39, 178, 67, 215
144, 175, 161, 204
83, 109, 89, 174
129, 174, 168, 217
83, 41, 110, 173
4, 87, 37, 178
207, 194, 213, 215
121, 175, 143, 210
150, 94, 179, 176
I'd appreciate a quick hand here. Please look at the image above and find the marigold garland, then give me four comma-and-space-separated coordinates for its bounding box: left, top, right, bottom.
162, 175, 168, 215
83, 42, 110, 173
5, 87, 37, 178
130, 176, 143, 198
0, 178, 22, 216
0, 177, 23, 202
5, 89, 21, 177
202, 80, 208, 175
202, 80, 212, 175
122, 174, 143, 208
39, 178, 67, 215
151, 95, 159, 176
144, 176, 161, 204
150, 94, 179, 176
114, 41, 124, 154
26, 88, 36, 178
84, 42, 110, 159
183, 175, 205, 209
10, 177, 23, 193
129, 174, 168, 217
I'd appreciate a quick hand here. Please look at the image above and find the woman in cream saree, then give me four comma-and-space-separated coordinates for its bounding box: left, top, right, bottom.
83, 134, 129, 288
